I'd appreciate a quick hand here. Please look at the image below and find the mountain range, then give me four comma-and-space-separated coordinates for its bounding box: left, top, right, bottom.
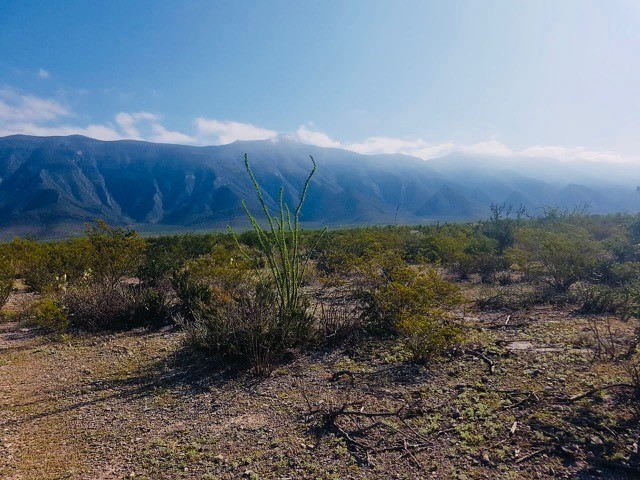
0, 134, 638, 239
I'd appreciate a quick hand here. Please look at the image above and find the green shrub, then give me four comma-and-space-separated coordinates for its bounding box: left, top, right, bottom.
6, 238, 92, 293
138, 233, 230, 283
0, 254, 13, 308
355, 253, 465, 360
85, 220, 146, 287
172, 246, 252, 322
480, 203, 526, 254
357, 253, 463, 331
30, 297, 68, 333
397, 312, 463, 364
573, 284, 628, 316
507, 227, 606, 292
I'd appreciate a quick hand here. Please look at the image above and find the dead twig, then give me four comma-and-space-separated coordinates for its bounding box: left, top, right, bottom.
514, 448, 546, 464
567, 383, 636, 402
468, 349, 495, 375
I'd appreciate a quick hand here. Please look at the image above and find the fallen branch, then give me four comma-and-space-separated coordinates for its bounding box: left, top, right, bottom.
469, 349, 495, 375
567, 383, 636, 402
514, 448, 546, 464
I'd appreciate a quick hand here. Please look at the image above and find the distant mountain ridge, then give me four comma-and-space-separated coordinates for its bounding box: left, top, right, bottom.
0, 134, 638, 239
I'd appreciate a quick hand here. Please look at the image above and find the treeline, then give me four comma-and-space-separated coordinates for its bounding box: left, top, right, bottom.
2, 206, 640, 372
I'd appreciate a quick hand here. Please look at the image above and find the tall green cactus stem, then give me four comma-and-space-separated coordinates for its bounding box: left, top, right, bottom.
231, 153, 320, 317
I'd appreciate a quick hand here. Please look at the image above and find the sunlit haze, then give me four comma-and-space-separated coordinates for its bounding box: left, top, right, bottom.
1, 0, 639, 164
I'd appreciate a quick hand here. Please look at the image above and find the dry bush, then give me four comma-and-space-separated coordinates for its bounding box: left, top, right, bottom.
586, 316, 619, 361
575, 285, 620, 315
63, 281, 171, 331
476, 284, 543, 311
183, 283, 311, 375
315, 302, 361, 346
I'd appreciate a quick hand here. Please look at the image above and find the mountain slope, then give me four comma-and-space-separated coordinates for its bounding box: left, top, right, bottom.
0, 135, 637, 238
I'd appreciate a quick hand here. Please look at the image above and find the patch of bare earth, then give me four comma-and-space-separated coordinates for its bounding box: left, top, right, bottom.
1, 294, 639, 479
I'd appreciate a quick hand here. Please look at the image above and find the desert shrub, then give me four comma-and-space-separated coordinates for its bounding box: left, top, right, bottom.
184, 282, 310, 375
481, 203, 526, 254
0, 254, 13, 308
29, 297, 68, 333
314, 228, 404, 275
476, 284, 545, 311
172, 271, 217, 322
85, 221, 146, 287
419, 226, 471, 265
355, 252, 465, 360
457, 251, 506, 283
7, 237, 93, 292
315, 303, 361, 346
184, 154, 320, 374
138, 233, 230, 283
0, 279, 11, 309
574, 284, 630, 316
63, 282, 170, 331
585, 316, 620, 360
495, 271, 513, 286
507, 227, 606, 292
172, 246, 252, 322
597, 261, 640, 288
397, 312, 463, 364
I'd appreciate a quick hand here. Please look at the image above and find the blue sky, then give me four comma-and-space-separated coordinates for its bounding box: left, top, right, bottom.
0, 0, 639, 163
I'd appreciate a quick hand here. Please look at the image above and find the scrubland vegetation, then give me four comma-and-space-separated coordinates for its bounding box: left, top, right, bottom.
1, 160, 640, 478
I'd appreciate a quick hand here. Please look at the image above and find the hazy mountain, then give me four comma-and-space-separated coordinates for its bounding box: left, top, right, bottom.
0, 134, 638, 239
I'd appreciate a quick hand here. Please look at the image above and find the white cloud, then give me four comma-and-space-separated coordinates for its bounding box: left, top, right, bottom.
0, 122, 121, 141
195, 117, 277, 144
0, 85, 636, 164
38, 68, 50, 79
295, 124, 341, 148
0, 88, 121, 141
288, 125, 639, 164
149, 124, 195, 144
115, 111, 160, 139
0, 87, 69, 122
519, 145, 634, 164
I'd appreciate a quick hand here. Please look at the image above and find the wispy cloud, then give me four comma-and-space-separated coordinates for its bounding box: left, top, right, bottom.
0, 85, 636, 164
194, 118, 277, 144
115, 111, 160, 139
292, 125, 639, 164
37, 68, 50, 79
0, 87, 69, 122
0, 122, 121, 141
295, 124, 341, 148
149, 124, 195, 144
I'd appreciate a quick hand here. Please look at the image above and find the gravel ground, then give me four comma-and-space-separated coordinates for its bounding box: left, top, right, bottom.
1, 292, 639, 479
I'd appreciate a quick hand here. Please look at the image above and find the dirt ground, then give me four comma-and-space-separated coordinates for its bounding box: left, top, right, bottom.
1, 288, 639, 479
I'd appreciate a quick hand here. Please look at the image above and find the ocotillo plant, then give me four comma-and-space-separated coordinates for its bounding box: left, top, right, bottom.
232, 153, 321, 322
